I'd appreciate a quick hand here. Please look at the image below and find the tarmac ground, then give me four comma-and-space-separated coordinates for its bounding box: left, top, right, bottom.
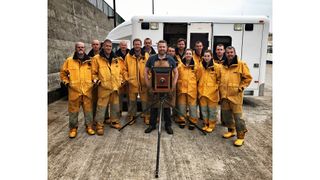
48, 64, 272, 180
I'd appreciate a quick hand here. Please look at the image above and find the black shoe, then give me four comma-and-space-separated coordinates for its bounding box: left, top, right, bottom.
165, 126, 173, 134
145, 126, 156, 133
188, 125, 195, 130
179, 124, 185, 129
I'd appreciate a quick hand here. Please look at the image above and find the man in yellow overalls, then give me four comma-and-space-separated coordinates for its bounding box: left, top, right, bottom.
193, 41, 204, 65
87, 40, 103, 125
91, 39, 126, 135
142, 37, 157, 55
60, 42, 95, 138
213, 44, 227, 127
124, 38, 150, 125
175, 38, 186, 62
213, 44, 227, 64
219, 46, 252, 146
115, 40, 130, 117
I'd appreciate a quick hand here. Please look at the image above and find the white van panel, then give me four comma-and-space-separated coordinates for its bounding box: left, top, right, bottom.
213, 24, 243, 58
241, 24, 263, 90
107, 16, 270, 96
132, 22, 164, 48
107, 23, 132, 41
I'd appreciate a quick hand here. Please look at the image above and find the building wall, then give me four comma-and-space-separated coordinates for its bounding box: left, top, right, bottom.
48, 0, 115, 103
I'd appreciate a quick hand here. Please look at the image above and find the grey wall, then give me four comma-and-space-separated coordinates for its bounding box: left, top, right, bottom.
48, 0, 115, 103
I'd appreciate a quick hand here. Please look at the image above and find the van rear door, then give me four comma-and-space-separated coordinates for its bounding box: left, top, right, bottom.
241, 24, 264, 90
187, 23, 212, 49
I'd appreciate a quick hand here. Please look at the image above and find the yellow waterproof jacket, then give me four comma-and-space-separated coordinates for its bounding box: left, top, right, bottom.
175, 48, 185, 63
116, 52, 128, 94
115, 48, 129, 60
91, 51, 126, 97
198, 59, 221, 102
192, 50, 203, 65
115, 48, 129, 84
219, 56, 252, 104
213, 54, 227, 65
177, 58, 199, 99
124, 48, 150, 93
60, 52, 93, 100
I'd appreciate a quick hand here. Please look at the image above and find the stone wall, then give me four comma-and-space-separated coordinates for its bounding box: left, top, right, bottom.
48, 0, 115, 103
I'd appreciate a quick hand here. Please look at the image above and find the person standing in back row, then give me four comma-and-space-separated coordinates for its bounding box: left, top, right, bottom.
88, 39, 101, 58
175, 38, 186, 62
116, 40, 130, 60
167, 46, 178, 65
193, 41, 204, 65
213, 44, 227, 64
174, 38, 187, 124
193, 41, 205, 121
87, 40, 104, 125
219, 46, 252, 147
142, 37, 157, 55
213, 44, 227, 126
115, 40, 130, 117
167, 46, 179, 120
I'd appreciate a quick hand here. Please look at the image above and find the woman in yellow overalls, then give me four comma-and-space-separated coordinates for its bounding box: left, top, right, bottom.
198, 50, 221, 132
176, 49, 199, 129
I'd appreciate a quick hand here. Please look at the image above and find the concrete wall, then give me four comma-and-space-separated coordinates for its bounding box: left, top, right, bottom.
48, 0, 115, 103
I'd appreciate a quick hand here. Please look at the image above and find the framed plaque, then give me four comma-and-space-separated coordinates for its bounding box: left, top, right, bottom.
151, 67, 173, 92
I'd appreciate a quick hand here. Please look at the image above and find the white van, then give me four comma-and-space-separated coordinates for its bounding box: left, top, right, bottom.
107, 15, 270, 96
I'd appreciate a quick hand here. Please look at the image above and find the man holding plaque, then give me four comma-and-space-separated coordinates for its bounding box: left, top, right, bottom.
144, 40, 179, 134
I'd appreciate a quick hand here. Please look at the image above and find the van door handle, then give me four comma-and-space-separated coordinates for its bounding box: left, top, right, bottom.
254, 63, 259, 68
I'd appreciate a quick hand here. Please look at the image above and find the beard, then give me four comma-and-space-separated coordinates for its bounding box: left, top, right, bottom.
77, 51, 84, 57
158, 50, 166, 55
227, 55, 234, 60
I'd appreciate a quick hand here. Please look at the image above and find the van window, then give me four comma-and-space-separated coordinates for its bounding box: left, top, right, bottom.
141, 22, 149, 30
245, 24, 254, 31
213, 36, 232, 50
112, 43, 119, 52
190, 33, 209, 50
267, 45, 272, 53
163, 23, 188, 47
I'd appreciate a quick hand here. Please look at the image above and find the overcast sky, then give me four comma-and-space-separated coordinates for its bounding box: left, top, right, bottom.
105, 0, 272, 31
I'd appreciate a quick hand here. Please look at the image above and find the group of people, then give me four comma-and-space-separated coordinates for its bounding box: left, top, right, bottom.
60, 37, 252, 147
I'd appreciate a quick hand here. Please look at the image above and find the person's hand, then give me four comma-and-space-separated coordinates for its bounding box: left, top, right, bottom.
238, 87, 244, 92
